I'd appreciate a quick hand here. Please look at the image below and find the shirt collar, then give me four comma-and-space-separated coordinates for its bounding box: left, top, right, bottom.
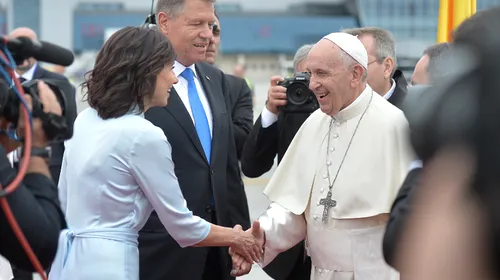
173, 61, 197, 79
14, 62, 37, 81
383, 78, 396, 100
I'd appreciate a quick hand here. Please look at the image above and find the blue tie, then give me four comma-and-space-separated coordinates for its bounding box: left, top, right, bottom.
181, 68, 212, 163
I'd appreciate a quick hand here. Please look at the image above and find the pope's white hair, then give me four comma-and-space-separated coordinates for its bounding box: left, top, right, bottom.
337, 47, 368, 81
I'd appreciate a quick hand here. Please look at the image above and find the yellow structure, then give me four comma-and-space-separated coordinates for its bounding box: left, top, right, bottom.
437, 0, 476, 42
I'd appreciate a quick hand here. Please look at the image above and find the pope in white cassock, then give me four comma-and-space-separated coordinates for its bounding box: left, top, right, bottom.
230, 32, 414, 280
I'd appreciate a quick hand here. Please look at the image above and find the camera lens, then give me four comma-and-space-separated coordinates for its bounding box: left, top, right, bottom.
287, 83, 310, 105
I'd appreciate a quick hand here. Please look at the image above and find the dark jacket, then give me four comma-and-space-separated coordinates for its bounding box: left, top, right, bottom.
223, 74, 253, 159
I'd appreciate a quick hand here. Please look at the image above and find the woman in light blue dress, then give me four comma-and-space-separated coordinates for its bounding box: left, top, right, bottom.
48, 26, 261, 280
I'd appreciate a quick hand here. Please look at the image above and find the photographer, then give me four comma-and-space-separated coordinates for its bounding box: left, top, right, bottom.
0, 80, 66, 272
241, 44, 313, 178
8, 27, 78, 186
240, 44, 313, 280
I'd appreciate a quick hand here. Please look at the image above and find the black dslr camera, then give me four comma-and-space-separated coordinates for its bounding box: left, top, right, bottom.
278, 72, 319, 114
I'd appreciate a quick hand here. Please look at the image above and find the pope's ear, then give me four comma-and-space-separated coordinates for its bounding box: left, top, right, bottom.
351, 64, 365, 84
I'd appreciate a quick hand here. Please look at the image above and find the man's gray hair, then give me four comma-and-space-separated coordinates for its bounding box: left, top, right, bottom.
293, 44, 313, 72
423, 42, 451, 83
156, 0, 216, 18
341, 27, 397, 73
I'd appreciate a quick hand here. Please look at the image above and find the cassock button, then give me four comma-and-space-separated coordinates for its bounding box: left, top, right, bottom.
317, 201, 320, 206
320, 188, 324, 193
326, 161, 331, 166
313, 215, 318, 220
336, 122, 341, 127
333, 134, 339, 139
318, 269, 324, 274
330, 147, 335, 152
323, 174, 328, 179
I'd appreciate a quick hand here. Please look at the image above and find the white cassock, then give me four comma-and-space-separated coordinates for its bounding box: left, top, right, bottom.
259, 85, 414, 280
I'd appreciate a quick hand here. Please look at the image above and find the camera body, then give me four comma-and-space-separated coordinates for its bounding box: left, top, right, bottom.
278, 72, 319, 114
0, 78, 73, 142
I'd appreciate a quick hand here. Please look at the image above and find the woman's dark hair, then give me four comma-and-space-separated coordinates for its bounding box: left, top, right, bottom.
82, 26, 176, 119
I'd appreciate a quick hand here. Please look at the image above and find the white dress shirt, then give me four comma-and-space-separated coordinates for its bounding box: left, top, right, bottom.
14, 62, 37, 81
173, 61, 213, 136
382, 78, 397, 100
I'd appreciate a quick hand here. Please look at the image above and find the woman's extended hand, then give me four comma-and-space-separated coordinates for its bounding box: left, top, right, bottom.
229, 221, 264, 264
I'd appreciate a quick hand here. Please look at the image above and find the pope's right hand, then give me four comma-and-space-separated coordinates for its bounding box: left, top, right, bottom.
229, 221, 264, 265
229, 221, 265, 276
266, 76, 287, 114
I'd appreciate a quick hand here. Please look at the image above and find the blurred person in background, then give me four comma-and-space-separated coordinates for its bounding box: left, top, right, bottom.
240, 43, 313, 280
140, 1, 251, 280
205, 11, 253, 159
384, 6, 500, 277
394, 6, 500, 276
410, 42, 451, 86
233, 64, 253, 95
382, 41, 452, 271
49, 26, 261, 280
342, 27, 408, 108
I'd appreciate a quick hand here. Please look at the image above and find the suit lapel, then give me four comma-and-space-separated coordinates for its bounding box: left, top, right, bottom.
165, 88, 207, 163
195, 63, 224, 167
33, 65, 44, 79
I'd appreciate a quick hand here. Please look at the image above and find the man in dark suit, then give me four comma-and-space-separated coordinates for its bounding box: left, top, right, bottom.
7, 27, 77, 280
205, 12, 253, 159
139, 1, 251, 280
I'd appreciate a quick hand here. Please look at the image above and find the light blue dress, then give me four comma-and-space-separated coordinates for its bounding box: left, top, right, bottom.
48, 108, 211, 280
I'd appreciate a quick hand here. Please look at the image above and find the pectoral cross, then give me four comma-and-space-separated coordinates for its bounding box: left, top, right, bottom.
319, 191, 337, 223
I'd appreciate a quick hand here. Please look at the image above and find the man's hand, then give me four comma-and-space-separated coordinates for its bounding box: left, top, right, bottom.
229, 221, 265, 277
266, 76, 287, 114
17, 81, 62, 148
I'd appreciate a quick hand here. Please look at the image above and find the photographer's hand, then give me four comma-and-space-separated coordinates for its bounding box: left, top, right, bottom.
17, 81, 62, 148
266, 76, 287, 115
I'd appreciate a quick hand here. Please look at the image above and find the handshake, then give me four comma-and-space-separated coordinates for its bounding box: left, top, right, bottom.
228, 221, 265, 277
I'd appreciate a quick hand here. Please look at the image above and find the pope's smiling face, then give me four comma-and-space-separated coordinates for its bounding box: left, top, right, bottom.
307, 40, 365, 116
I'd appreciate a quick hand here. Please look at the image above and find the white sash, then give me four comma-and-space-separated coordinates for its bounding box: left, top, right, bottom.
48, 228, 137, 280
